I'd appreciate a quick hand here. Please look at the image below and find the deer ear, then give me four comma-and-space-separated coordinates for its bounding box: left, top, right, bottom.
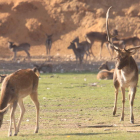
129, 50, 136, 56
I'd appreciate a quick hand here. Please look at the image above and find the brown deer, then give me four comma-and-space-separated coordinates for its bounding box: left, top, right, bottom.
120, 36, 140, 47
108, 29, 140, 58
106, 6, 140, 123
0, 68, 40, 136
8, 41, 30, 61
97, 61, 114, 80
85, 31, 112, 59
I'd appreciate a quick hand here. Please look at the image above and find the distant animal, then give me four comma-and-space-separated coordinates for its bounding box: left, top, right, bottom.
0, 74, 8, 83
45, 34, 53, 56
67, 42, 85, 67
0, 68, 40, 136
85, 31, 111, 59
34, 63, 53, 73
8, 41, 30, 61
108, 29, 140, 58
106, 6, 140, 123
72, 36, 93, 60
97, 61, 114, 80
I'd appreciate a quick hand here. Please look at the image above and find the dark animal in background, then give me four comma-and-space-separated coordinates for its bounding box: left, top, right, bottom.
67, 42, 85, 68
85, 31, 111, 58
0, 74, 8, 83
8, 41, 30, 61
34, 63, 53, 73
72, 36, 92, 60
45, 34, 53, 56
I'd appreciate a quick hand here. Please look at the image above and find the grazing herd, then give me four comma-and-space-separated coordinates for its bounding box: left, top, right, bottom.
1, 6, 140, 137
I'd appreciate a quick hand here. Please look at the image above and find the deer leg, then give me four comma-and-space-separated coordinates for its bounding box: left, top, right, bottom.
89, 46, 95, 58
14, 99, 25, 136
13, 52, 17, 61
85, 52, 88, 64
30, 92, 40, 133
120, 87, 125, 121
113, 88, 119, 116
99, 42, 104, 59
46, 46, 48, 55
8, 101, 17, 137
129, 87, 136, 124
25, 50, 30, 59
10, 105, 16, 136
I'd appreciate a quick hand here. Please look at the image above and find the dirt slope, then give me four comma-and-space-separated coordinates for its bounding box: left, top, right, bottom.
0, 0, 140, 58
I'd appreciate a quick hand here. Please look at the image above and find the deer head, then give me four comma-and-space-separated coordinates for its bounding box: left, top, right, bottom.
67, 42, 76, 49
106, 6, 140, 70
46, 34, 53, 38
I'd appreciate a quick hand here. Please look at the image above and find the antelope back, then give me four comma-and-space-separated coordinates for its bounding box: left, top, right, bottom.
97, 70, 113, 80
0, 69, 39, 107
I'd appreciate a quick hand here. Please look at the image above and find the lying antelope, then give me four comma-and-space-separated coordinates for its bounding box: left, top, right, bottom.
85, 31, 111, 59
106, 6, 140, 123
34, 63, 53, 73
0, 68, 39, 136
97, 61, 114, 80
8, 41, 30, 61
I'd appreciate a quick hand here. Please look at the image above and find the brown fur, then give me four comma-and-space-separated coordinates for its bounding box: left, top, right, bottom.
97, 61, 114, 80
106, 6, 140, 124
0, 69, 39, 136
85, 32, 112, 58
120, 36, 140, 46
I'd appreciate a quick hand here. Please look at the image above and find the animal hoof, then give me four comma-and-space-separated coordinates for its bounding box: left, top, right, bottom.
14, 134, 17, 136
131, 120, 134, 124
120, 118, 124, 121
113, 111, 116, 116
34, 131, 38, 133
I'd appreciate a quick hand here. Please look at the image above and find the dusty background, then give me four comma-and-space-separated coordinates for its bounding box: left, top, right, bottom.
0, 0, 140, 72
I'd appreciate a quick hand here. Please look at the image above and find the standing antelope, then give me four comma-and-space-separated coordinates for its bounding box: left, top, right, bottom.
8, 41, 30, 61
85, 31, 112, 59
67, 42, 85, 68
45, 34, 53, 56
106, 6, 140, 123
72, 36, 93, 60
0, 68, 40, 136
